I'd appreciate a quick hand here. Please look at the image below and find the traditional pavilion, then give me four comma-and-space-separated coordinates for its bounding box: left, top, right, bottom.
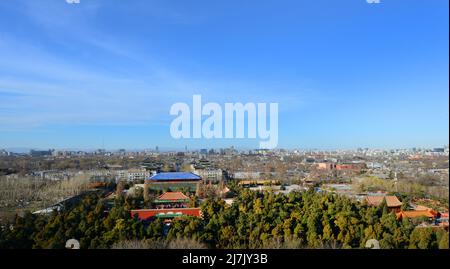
396, 209, 438, 220
365, 195, 402, 213
153, 191, 190, 209
130, 190, 201, 222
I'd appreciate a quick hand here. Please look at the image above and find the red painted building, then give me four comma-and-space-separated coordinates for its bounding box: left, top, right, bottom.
131, 208, 202, 221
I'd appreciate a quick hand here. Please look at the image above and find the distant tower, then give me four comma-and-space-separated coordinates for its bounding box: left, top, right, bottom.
185, 145, 188, 152
155, 146, 159, 152
394, 172, 398, 192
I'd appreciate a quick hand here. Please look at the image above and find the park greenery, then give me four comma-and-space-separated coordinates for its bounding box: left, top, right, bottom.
0, 188, 448, 249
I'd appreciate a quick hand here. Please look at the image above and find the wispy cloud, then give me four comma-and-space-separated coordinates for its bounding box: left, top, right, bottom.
0, 0, 311, 132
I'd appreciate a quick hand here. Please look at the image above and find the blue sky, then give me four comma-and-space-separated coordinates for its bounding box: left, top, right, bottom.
0, 0, 448, 150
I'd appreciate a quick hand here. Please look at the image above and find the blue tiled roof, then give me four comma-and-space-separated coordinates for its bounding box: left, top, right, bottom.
149, 172, 201, 181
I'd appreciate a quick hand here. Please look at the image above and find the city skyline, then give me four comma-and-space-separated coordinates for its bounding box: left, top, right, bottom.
2, 144, 449, 154
0, 0, 448, 150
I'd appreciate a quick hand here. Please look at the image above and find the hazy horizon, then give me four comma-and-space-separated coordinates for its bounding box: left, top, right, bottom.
3, 144, 448, 154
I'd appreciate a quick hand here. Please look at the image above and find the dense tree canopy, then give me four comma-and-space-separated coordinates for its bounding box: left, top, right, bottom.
0, 189, 448, 249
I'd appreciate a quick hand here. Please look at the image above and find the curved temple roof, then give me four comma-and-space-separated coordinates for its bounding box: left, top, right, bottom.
155, 191, 190, 202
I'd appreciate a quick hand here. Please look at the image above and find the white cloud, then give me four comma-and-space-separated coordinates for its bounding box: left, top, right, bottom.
0, 1, 313, 131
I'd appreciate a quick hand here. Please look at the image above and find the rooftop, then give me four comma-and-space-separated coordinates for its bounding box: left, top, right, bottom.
396, 210, 438, 219
148, 172, 201, 181
131, 208, 202, 220
155, 191, 190, 201
365, 195, 402, 207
